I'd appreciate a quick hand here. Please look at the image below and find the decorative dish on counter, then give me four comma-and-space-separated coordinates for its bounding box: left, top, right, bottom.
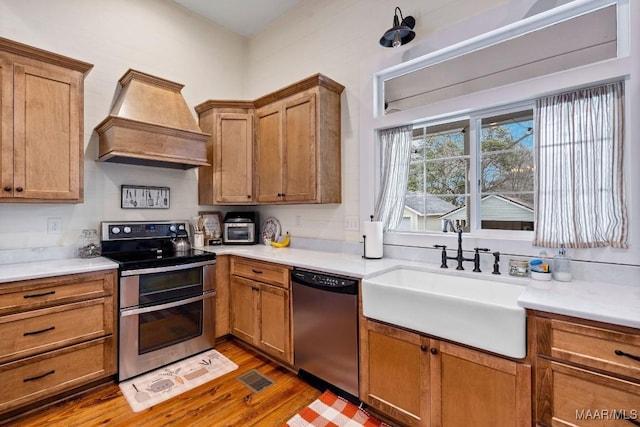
262, 217, 281, 245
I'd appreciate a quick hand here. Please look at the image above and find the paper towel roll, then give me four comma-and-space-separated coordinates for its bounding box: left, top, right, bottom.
363, 221, 383, 259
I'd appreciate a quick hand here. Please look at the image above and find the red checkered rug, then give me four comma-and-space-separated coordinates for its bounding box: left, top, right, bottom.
285, 390, 391, 427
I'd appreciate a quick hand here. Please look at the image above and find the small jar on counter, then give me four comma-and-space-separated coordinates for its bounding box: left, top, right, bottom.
508, 259, 529, 277
78, 229, 101, 258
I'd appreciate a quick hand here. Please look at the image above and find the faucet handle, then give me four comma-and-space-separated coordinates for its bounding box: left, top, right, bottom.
474, 247, 490, 252
434, 245, 448, 269
492, 251, 501, 275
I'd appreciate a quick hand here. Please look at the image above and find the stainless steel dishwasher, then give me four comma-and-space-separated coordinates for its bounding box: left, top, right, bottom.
292, 268, 359, 398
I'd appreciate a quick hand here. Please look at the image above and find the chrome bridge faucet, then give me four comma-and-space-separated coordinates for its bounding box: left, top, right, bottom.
434, 220, 490, 272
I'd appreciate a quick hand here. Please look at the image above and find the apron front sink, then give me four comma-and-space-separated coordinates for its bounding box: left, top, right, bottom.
362, 266, 526, 358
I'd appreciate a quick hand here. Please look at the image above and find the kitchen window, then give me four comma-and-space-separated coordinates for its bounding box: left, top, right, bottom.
394, 107, 535, 235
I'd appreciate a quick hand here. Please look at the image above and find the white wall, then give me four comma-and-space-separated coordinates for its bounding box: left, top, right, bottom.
245, 0, 510, 243
1, 0, 635, 273
0, 0, 246, 259
360, 0, 639, 269
245, 0, 638, 273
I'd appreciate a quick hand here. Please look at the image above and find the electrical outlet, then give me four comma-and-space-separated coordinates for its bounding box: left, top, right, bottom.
47, 218, 63, 234
295, 215, 302, 227
344, 215, 360, 231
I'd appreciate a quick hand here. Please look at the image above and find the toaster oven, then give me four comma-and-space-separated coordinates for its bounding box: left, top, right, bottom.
223, 212, 259, 244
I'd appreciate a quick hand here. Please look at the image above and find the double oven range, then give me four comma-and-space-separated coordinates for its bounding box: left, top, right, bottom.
101, 221, 216, 382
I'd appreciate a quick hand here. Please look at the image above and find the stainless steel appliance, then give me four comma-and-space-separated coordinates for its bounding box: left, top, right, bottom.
292, 268, 359, 398
223, 212, 258, 244
101, 221, 216, 381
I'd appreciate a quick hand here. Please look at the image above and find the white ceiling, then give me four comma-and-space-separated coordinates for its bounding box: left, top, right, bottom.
172, 0, 303, 37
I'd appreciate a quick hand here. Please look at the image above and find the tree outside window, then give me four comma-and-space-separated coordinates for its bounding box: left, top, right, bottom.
398, 110, 535, 233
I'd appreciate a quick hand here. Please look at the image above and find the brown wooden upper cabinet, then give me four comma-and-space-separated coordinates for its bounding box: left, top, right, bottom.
0, 37, 92, 203
196, 101, 255, 205
196, 74, 344, 205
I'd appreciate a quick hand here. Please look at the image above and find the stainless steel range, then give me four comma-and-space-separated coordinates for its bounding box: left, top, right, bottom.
100, 221, 216, 381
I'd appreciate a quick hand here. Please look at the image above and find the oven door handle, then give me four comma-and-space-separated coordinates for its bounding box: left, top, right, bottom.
120, 291, 216, 317
120, 260, 216, 277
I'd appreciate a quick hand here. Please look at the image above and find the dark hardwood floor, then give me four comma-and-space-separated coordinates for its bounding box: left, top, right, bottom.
5, 340, 321, 427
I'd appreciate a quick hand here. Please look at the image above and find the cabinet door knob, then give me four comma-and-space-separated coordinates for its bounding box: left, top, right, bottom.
3, 186, 10, 192
430, 348, 438, 355
247, 195, 251, 199
16, 187, 24, 192
420, 345, 427, 352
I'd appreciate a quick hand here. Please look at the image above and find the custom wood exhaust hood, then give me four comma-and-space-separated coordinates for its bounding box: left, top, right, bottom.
95, 69, 209, 169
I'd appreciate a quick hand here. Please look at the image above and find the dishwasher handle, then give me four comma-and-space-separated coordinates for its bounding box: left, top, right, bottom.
291, 269, 358, 295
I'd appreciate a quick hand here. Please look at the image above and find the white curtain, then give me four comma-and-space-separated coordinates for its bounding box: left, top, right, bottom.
534, 81, 627, 248
374, 126, 413, 231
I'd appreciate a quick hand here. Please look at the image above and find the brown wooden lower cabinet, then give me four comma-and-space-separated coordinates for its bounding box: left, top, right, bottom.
361, 320, 430, 426
360, 318, 531, 427
536, 359, 640, 427
0, 269, 117, 415
230, 257, 293, 364
532, 311, 640, 427
0, 337, 114, 413
214, 255, 231, 338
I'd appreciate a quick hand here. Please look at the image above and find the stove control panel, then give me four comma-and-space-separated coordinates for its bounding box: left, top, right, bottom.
101, 221, 189, 241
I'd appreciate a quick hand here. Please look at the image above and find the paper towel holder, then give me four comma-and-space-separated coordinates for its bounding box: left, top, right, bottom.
363, 215, 383, 259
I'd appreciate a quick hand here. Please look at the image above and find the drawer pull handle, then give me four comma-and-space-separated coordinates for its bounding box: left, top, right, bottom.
23, 326, 55, 336
251, 286, 260, 291
23, 370, 55, 382
251, 269, 263, 274
615, 349, 640, 362
615, 411, 640, 426
23, 290, 56, 299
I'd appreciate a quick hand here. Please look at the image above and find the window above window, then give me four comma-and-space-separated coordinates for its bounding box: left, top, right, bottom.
381, 3, 618, 115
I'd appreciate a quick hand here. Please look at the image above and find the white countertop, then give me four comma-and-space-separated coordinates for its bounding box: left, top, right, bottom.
1, 244, 638, 330
203, 244, 409, 278
0, 257, 119, 283
206, 245, 640, 330
518, 279, 640, 329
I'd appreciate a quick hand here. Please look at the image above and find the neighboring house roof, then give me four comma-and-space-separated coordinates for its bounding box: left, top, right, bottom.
404, 192, 457, 216
439, 194, 534, 221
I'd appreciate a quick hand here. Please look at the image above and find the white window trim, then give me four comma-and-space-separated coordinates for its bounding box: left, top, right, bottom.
470, 102, 536, 240
359, 0, 637, 265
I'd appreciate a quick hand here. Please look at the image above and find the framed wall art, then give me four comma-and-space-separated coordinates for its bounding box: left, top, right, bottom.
199, 211, 223, 239
121, 185, 170, 209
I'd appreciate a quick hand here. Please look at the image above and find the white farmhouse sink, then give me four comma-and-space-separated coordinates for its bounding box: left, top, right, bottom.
362, 266, 527, 358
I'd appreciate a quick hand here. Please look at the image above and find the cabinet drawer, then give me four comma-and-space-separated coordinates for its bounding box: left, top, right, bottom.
545, 319, 640, 380
0, 337, 114, 413
0, 270, 116, 315
231, 257, 290, 288
0, 298, 113, 364
540, 360, 640, 427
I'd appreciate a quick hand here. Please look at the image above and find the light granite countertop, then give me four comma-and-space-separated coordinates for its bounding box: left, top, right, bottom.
1, 244, 638, 330
517, 279, 640, 329
0, 257, 119, 283
205, 245, 640, 330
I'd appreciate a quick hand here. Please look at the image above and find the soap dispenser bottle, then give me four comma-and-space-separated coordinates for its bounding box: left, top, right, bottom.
553, 245, 572, 282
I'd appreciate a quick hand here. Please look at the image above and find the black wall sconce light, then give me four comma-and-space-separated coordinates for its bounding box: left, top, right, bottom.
379, 7, 416, 48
